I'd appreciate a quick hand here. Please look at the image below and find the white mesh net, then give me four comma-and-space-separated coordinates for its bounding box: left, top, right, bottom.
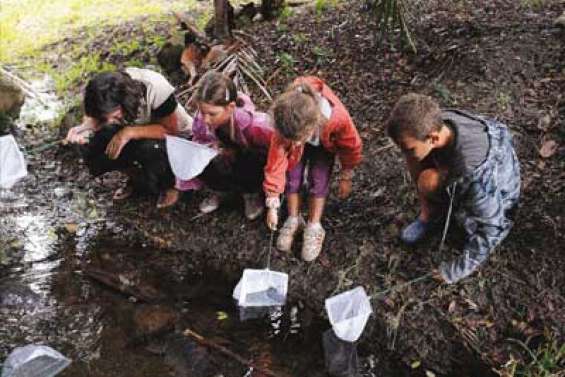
2, 344, 71, 377
325, 286, 373, 342
232, 269, 288, 308
0, 135, 27, 190
165, 135, 218, 180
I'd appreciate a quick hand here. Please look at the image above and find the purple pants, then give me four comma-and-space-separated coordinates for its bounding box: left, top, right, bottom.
286, 144, 335, 198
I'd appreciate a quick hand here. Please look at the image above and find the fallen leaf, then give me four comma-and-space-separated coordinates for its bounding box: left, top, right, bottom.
539, 140, 558, 158
411, 360, 421, 369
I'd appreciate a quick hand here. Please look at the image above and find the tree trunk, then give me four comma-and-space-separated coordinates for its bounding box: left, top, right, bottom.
214, 0, 232, 40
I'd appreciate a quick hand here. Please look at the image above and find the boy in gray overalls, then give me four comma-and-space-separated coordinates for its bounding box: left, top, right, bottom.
386, 93, 521, 283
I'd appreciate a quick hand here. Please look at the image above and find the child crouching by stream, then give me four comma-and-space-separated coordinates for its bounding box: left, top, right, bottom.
176, 71, 274, 220
65, 68, 193, 208
386, 93, 521, 283
264, 76, 363, 262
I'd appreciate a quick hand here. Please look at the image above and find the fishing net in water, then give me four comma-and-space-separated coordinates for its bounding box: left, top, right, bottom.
165, 135, 217, 181
325, 286, 372, 343
0, 135, 27, 190
233, 269, 288, 311
1, 344, 71, 377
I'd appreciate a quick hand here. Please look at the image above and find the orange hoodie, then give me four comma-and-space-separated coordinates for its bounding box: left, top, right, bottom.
263, 76, 363, 198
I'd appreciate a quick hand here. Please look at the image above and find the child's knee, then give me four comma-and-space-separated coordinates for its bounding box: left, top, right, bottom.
417, 168, 443, 195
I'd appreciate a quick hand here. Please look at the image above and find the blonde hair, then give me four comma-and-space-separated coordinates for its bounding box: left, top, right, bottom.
271, 82, 326, 141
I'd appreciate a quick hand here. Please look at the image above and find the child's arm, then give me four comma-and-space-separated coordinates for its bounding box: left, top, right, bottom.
263, 133, 290, 229
439, 182, 514, 284
263, 133, 289, 197
106, 112, 179, 159
334, 115, 362, 198
335, 115, 363, 172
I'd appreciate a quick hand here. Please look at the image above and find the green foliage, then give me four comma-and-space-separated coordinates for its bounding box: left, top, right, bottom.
312, 46, 333, 65
496, 91, 512, 111
279, 4, 295, 22
109, 40, 142, 56
277, 52, 297, 75
371, 0, 416, 53
0, 0, 191, 63
292, 32, 309, 44
501, 338, 565, 377
38, 55, 116, 95
315, 0, 339, 16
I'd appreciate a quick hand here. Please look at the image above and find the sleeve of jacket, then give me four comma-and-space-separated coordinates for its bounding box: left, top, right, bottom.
335, 113, 363, 170
263, 132, 289, 198
439, 180, 514, 284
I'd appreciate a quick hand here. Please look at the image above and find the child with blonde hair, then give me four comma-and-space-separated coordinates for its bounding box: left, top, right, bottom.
264, 76, 362, 261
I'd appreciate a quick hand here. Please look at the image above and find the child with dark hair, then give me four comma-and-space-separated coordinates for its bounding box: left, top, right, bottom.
176, 71, 273, 220
386, 93, 521, 283
264, 76, 363, 262
65, 68, 193, 208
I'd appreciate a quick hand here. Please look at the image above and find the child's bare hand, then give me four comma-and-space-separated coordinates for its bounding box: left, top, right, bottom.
337, 179, 352, 199
65, 125, 93, 145
266, 208, 278, 230
106, 128, 132, 160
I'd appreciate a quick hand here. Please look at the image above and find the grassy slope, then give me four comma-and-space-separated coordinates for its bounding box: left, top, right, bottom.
0, 0, 192, 63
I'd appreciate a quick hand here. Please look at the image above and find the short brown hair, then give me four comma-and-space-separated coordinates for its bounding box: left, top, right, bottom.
271, 81, 326, 141
385, 93, 443, 142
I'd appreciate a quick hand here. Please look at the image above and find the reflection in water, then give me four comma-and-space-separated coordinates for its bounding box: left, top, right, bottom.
0, 210, 105, 367
1, 221, 327, 377
14, 214, 59, 295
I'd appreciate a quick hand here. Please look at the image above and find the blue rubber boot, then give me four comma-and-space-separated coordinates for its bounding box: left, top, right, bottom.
400, 218, 434, 245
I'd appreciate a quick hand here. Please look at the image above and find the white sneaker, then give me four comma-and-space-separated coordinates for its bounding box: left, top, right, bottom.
199, 193, 222, 214
276, 216, 305, 252
301, 223, 325, 262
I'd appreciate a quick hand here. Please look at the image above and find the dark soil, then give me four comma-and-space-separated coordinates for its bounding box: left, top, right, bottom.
10, 0, 565, 375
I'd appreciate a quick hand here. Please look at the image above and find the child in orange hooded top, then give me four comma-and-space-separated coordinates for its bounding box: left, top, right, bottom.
264, 76, 362, 261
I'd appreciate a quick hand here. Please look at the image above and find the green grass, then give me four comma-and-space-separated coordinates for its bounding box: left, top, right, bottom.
0, 0, 193, 63
502, 338, 565, 377
315, 0, 340, 16
37, 54, 116, 95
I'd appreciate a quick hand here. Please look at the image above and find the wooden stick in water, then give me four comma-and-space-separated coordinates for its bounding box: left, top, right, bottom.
183, 328, 282, 377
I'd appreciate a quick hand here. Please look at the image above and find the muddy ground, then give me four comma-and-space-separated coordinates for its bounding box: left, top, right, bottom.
4, 0, 565, 375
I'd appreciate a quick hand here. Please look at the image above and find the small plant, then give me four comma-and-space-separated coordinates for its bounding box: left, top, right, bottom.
370, 0, 417, 53
279, 4, 294, 22
499, 337, 565, 377
292, 32, 308, 44
47, 55, 115, 94
315, 0, 339, 16
312, 46, 333, 65
277, 52, 297, 75
110, 40, 142, 56
496, 91, 512, 111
